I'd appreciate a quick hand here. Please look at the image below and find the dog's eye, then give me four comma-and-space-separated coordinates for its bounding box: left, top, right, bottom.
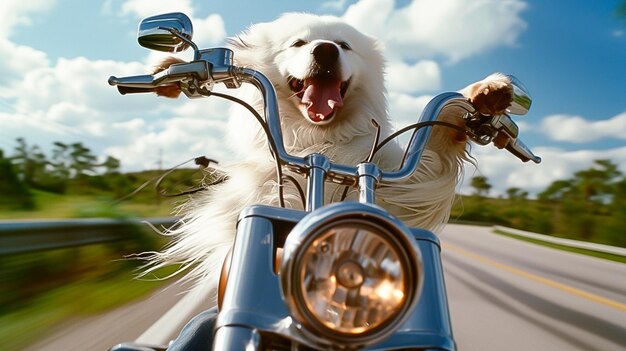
337, 41, 352, 51
291, 39, 308, 48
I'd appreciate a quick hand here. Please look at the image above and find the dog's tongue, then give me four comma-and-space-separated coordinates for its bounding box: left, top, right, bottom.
301, 77, 343, 121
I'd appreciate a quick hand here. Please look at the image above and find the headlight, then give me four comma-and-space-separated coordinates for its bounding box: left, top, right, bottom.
280, 203, 422, 347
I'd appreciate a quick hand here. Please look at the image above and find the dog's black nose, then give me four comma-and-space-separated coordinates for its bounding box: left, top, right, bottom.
312, 42, 339, 68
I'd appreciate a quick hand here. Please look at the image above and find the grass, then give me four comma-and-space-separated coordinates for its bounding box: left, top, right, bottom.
0, 189, 178, 220
0, 171, 197, 349
0, 263, 180, 351
493, 229, 626, 264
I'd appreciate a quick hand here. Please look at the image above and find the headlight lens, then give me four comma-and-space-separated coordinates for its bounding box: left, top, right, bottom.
300, 221, 407, 334
281, 207, 421, 346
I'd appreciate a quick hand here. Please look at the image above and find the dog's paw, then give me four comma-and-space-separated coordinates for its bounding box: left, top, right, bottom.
151, 56, 186, 98
463, 73, 513, 115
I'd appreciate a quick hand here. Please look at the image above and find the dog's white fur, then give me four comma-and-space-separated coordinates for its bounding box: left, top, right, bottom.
143, 13, 513, 294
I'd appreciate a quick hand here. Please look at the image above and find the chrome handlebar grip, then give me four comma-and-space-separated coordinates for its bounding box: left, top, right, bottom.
506, 138, 541, 163
108, 74, 159, 87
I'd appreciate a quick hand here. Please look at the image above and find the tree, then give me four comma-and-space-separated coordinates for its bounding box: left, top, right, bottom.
0, 149, 34, 209
538, 160, 622, 240
10, 138, 49, 187
470, 175, 492, 197
538, 179, 573, 202
69, 142, 98, 178
572, 159, 621, 206
50, 142, 71, 180
101, 155, 121, 175
506, 187, 528, 201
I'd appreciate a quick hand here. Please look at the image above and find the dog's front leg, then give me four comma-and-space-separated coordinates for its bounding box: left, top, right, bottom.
460, 73, 514, 116
150, 56, 187, 98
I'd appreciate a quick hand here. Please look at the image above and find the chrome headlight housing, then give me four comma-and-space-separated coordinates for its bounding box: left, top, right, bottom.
280, 203, 423, 347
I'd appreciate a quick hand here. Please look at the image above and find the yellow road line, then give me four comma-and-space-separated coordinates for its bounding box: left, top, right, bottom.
443, 242, 626, 313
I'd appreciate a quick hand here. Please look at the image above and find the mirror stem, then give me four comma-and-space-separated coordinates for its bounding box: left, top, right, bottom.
163, 27, 200, 60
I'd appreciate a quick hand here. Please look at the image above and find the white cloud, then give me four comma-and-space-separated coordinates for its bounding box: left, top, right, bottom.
192, 14, 228, 47
105, 114, 230, 171
120, 0, 195, 19
344, 0, 527, 62
0, 0, 54, 81
0, 39, 50, 82
541, 112, 626, 143
2, 57, 155, 115
386, 60, 441, 94
0, 48, 233, 171
388, 92, 434, 129
0, 0, 231, 173
460, 145, 626, 196
343, 0, 394, 41
0, 0, 56, 37
322, 0, 349, 12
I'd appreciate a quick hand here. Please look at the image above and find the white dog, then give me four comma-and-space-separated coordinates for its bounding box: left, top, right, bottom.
145, 13, 513, 293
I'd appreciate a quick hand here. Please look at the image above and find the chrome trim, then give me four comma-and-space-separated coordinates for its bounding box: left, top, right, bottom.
388, 93, 474, 182
304, 153, 331, 211
357, 163, 381, 204
279, 202, 423, 348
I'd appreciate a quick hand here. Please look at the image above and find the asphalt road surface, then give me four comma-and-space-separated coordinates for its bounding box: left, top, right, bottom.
440, 224, 626, 351
25, 224, 626, 350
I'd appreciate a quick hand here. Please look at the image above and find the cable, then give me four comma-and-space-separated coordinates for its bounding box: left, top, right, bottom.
371, 120, 474, 163
366, 119, 381, 163
282, 174, 306, 209
113, 156, 197, 204
207, 90, 287, 208
155, 157, 225, 197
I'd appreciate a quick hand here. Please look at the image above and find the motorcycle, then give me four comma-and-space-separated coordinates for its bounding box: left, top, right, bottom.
108, 12, 540, 351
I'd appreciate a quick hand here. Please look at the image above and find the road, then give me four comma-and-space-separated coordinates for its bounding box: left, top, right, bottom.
440, 224, 626, 351
23, 282, 205, 351
25, 224, 626, 350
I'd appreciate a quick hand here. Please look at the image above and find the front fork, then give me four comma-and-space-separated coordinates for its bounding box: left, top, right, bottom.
213, 326, 262, 349
213, 207, 300, 350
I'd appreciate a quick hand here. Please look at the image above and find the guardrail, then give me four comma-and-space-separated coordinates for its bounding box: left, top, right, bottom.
3, 218, 624, 258
493, 225, 626, 257
0, 217, 177, 256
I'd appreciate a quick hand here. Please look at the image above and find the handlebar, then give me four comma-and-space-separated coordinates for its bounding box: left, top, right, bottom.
109, 48, 540, 182
506, 139, 541, 163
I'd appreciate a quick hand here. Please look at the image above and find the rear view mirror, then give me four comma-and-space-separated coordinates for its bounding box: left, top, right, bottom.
507, 75, 532, 116
137, 12, 193, 53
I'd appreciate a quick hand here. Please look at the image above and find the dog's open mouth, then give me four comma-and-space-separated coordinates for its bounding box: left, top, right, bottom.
289, 76, 350, 124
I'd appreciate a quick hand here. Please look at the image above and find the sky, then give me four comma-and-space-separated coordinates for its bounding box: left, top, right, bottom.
1, 0, 625, 197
